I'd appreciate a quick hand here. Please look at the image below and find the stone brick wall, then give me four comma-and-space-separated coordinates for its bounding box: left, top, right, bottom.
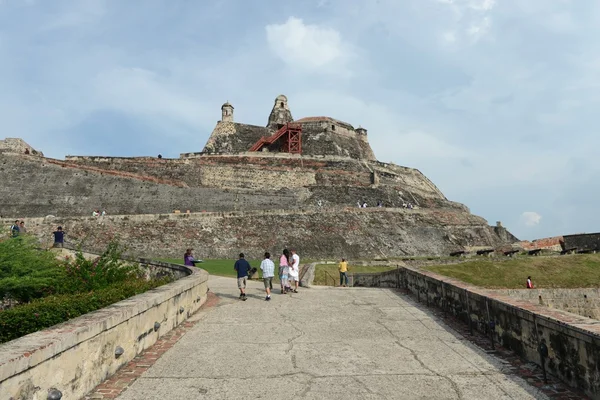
0, 154, 305, 217
353, 267, 600, 398
0, 138, 43, 156
202, 121, 269, 155
563, 233, 600, 252
1, 152, 461, 218
493, 288, 600, 319
518, 236, 564, 251
298, 120, 376, 160
3, 208, 510, 259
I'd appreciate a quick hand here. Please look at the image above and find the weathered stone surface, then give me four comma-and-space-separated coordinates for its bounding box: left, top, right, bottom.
3, 208, 511, 259
115, 276, 550, 400
563, 233, 600, 252
354, 267, 600, 398
493, 288, 600, 319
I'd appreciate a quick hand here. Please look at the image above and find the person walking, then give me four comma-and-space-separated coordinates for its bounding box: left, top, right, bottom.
289, 249, 300, 293
260, 252, 275, 301
234, 253, 251, 300
52, 226, 65, 248
18, 221, 27, 234
339, 258, 349, 287
526, 276, 534, 289
279, 249, 290, 294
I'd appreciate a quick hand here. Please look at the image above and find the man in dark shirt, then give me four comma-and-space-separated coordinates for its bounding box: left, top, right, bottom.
234, 253, 251, 301
10, 220, 19, 237
52, 226, 65, 248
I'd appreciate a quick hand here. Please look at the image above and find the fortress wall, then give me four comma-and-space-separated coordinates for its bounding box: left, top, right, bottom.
0, 138, 43, 156
2, 152, 458, 218
0, 154, 302, 218
202, 121, 270, 154
301, 122, 376, 160
62, 153, 445, 200
5, 208, 504, 259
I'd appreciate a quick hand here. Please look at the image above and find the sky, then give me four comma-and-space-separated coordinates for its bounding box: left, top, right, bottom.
1, 0, 598, 241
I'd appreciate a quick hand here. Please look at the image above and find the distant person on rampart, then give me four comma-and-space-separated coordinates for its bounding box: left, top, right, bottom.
260, 252, 275, 301
101, 210, 106, 216
279, 249, 290, 294
289, 249, 300, 293
339, 258, 349, 287
184, 248, 202, 266
10, 220, 20, 237
234, 253, 251, 301
19, 220, 27, 234
52, 226, 65, 248
526, 276, 534, 289
92, 210, 99, 217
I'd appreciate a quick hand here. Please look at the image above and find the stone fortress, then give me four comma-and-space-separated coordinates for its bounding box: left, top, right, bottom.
0, 95, 517, 258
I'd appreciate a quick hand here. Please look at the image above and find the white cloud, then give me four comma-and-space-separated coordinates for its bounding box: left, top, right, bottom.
520, 212, 542, 227
265, 17, 352, 73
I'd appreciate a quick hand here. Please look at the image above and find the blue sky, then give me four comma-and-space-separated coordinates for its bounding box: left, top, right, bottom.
1, 0, 598, 240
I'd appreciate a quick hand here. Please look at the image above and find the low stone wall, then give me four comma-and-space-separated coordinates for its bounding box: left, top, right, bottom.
492, 288, 600, 320
0, 261, 209, 400
353, 268, 600, 398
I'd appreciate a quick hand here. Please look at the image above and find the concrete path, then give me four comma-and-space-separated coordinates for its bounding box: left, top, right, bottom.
117, 276, 549, 400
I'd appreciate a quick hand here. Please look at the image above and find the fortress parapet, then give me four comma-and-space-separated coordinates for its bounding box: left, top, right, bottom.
202, 95, 375, 160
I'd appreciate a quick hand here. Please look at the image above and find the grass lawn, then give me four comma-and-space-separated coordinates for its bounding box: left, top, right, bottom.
426, 254, 600, 289
314, 264, 396, 286
162, 258, 261, 278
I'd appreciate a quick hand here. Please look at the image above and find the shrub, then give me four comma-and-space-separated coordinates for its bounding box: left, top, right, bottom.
0, 235, 65, 302
61, 241, 141, 293
0, 278, 170, 344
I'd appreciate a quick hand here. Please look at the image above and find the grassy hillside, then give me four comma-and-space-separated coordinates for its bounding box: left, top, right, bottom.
426, 254, 600, 289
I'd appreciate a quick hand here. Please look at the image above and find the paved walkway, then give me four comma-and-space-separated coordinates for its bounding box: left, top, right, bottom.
115, 276, 551, 400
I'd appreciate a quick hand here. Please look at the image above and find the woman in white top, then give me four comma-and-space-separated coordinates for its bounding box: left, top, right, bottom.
288, 249, 300, 293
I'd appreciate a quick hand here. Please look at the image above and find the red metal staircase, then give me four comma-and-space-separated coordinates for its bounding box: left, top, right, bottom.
249, 123, 302, 154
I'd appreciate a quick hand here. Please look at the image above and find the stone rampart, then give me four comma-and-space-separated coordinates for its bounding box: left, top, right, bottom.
492, 288, 600, 319
3, 208, 509, 259
353, 268, 600, 398
0, 151, 458, 218
0, 138, 43, 156
0, 260, 209, 400
563, 233, 600, 252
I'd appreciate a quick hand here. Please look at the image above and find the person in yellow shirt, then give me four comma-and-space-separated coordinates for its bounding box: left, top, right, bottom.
338, 258, 349, 287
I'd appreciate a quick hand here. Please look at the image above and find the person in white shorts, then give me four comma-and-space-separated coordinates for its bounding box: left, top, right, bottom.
289, 249, 300, 293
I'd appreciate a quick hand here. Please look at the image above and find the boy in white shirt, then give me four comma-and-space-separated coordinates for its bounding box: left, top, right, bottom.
260, 252, 275, 301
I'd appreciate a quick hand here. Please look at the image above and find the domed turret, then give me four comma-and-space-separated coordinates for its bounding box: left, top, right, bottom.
267, 95, 293, 129
221, 101, 234, 122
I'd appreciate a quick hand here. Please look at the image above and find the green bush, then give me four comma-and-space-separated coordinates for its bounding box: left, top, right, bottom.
0, 278, 170, 344
62, 241, 141, 293
0, 235, 65, 302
